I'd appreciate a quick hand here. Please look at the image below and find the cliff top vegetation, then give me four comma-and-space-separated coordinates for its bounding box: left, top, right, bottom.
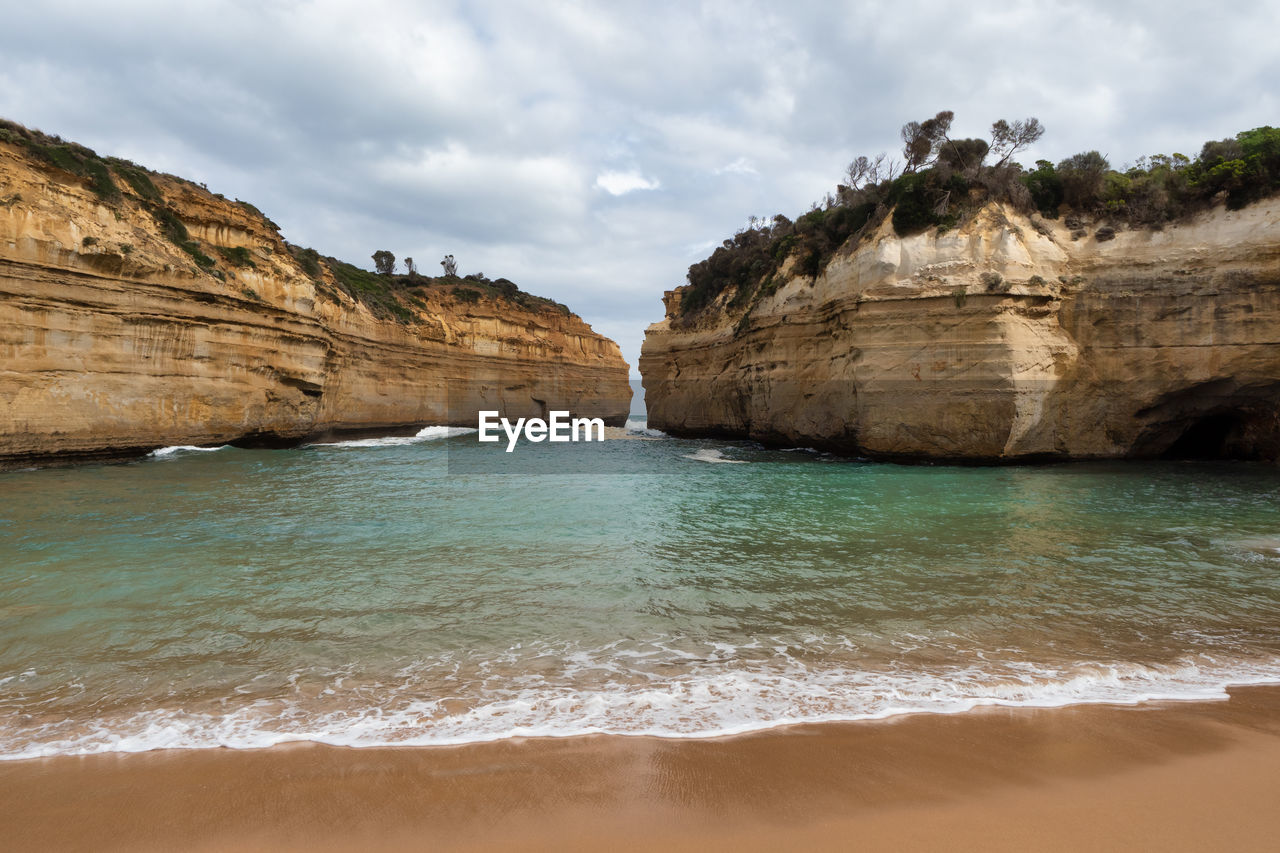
0, 117, 571, 322
680, 114, 1280, 316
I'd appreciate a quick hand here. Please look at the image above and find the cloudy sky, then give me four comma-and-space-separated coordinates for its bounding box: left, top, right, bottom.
2, 1, 1276, 374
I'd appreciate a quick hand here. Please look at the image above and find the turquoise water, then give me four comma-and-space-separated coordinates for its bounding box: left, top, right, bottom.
2, 421, 1280, 758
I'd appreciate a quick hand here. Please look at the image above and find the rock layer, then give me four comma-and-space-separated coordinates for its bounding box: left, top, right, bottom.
640, 202, 1280, 461
0, 141, 630, 466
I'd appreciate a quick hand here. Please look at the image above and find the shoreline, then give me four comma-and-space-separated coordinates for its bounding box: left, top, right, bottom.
1, 418, 659, 472
6, 685, 1280, 851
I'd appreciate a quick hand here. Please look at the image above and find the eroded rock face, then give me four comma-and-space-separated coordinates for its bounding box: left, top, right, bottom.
0, 143, 630, 465
640, 203, 1280, 461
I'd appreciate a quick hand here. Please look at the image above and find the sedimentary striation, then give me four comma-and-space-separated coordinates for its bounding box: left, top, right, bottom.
0, 135, 630, 466
641, 202, 1280, 461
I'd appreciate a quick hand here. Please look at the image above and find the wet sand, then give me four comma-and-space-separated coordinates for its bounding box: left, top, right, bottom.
5, 685, 1280, 852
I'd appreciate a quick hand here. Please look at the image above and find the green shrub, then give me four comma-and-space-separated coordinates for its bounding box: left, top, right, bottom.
1, 120, 122, 201
798, 246, 823, 278
216, 245, 256, 268
149, 206, 215, 268
1022, 160, 1064, 217
680, 199, 875, 316
108, 159, 163, 202
82, 158, 119, 201
288, 245, 323, 280
888, 171, 964, 235
937, 138, 990, 172
328, 257, 389, 297
728, 278, 756, 309
1058, 151, 1110, 210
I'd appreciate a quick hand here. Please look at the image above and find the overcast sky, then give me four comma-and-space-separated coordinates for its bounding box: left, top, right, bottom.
2, 1, 1276, 374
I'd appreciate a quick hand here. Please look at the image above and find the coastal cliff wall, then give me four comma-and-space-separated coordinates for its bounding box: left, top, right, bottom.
640, 202, 1280, 461
0, 139, 630, 465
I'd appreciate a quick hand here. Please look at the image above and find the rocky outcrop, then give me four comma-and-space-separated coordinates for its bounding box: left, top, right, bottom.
0, 139, 630, 466
640, 202, 1280, 461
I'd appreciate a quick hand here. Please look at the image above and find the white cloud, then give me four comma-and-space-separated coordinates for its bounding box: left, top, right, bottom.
716, 157, 758, 175
594, 170, 661, 196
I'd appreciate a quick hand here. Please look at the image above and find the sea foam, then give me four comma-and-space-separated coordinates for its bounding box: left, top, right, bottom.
6, 646, 1280, 760
625, 418, 667, 438
309, 425, 477, 449
149, 444, 231, 457
683, 448, 746, 464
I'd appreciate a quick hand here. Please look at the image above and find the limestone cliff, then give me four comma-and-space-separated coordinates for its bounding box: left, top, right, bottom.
641, 202, 1280, 461
0, 130, 630, 466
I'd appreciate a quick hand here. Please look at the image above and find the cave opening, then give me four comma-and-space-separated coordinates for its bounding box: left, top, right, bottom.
1161, 413, 1246, 460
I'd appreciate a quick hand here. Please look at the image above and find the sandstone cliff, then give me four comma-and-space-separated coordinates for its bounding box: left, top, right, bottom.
0, 130, 630, 466
641, 202, 1280, 461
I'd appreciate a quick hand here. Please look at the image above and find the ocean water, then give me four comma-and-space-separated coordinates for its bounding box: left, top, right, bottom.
2, 420, 1280, 759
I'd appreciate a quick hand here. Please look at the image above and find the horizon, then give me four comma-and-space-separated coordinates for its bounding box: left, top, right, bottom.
2, 1, 1277, 376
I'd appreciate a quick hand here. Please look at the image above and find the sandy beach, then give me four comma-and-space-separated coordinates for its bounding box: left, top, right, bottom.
3, 685, 1279, 852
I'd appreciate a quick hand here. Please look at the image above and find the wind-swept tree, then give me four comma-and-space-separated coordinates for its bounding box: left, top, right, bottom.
372, 250, 396, 276
440, 254, 458, 276
404, 257, 418, 278
845, 152, 893, 190
901, 111, 954, 173
989, 118, 1045, 168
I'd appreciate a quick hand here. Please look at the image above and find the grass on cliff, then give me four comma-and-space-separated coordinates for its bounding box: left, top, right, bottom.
2, 117, 576, 322
284, 246, 572, 322
1, 118, 235, 273
149, 205, 216, 269
1, 118, 121, 201
679, 115, 1280, 320
438, 273, 572, 315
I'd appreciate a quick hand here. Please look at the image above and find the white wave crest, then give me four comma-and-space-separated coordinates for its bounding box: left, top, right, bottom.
310, 426, 477, 449
8, 650, 1279, 760
624, 418, 667, 438
148, 444, 230, 458
683, 448, 746, 464
1234, 537, 1280, 557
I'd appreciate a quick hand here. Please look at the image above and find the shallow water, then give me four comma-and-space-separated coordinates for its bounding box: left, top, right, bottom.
2, 420, 1280, 757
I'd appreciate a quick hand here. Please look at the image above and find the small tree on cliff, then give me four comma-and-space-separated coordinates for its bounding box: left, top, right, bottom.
404, 257, 418, 279
900, 111, 954, 173
1058, 151, 1110, 209
372, 250, 396, 276
440, 254, 458, 277
989, 117, 1045, 168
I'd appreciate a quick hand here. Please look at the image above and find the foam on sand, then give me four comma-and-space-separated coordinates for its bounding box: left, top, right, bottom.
7, 641, 1280, 759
